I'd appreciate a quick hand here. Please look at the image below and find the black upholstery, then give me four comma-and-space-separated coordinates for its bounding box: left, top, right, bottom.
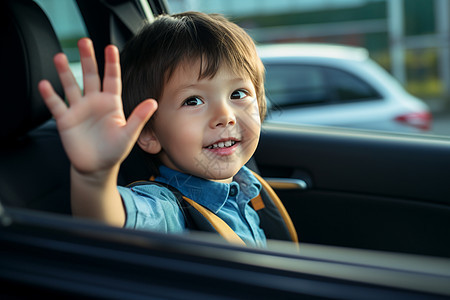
0, 0, 71, 214
0, 0, 63, 140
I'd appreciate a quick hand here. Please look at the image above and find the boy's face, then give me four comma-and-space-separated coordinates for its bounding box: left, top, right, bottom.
141, 60, 261, 183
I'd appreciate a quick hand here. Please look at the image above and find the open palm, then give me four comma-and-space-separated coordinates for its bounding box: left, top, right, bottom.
39, 38, 157, 174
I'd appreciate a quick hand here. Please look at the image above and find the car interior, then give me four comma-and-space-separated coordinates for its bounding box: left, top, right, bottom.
1, 0, 450, 298
1, 0, 70, 213
2, 0, 450, 256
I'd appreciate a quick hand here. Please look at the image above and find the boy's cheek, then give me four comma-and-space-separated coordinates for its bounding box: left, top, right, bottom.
240, 100, 261, 124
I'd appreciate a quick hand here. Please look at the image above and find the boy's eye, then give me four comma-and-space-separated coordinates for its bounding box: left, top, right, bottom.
182, 96, 204, 106
230, 90, 249, 100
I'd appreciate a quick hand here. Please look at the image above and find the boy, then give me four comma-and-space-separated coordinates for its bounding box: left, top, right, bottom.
39, 12, 282, 248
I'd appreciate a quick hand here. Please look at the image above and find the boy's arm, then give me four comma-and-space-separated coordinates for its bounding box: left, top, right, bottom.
38, 38, 157, 226
70, 164, 125, 226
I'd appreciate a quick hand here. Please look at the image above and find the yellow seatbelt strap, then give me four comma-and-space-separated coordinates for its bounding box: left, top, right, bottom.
148, 175, 245, 245
150, 173, 298, 247
251, 171, 299, 244
182, 196, 246, 246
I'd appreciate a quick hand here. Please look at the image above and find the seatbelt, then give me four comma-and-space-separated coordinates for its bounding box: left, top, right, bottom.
182, 196, 246, 246
131, 173, 298, 247
251, 171, 299, 244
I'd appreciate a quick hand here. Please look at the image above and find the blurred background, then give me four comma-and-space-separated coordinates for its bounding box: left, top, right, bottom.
36, 0, 450, 136
168, 0, 450, 135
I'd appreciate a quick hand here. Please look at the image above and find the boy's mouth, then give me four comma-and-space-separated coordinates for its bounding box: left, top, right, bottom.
206, 140, 236, 149
205, 138, 240, 149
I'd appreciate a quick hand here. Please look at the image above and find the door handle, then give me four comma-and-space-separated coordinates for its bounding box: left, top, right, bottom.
265, 178, 308, 190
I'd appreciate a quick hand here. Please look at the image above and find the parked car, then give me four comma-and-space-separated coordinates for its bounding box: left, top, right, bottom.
1, 0, 450, 299
258, 43, 432, 133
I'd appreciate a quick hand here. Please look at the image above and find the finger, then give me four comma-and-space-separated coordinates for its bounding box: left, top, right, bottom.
53, 53, 82, 105
103, 45, 121, 95
38, 80, 68, 119
78, 38, 101, 94
124, 99, 158, 138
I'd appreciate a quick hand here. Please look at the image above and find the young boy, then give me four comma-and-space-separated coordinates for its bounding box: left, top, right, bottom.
39, 12, 270, 247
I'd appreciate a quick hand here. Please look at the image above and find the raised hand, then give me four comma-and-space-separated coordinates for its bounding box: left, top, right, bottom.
38, 38, 157, 175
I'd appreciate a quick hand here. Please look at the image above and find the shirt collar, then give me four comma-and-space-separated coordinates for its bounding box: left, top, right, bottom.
154, 165, 261, 214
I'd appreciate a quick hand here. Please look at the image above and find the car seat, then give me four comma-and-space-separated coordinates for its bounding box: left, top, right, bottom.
0, 0, 71, 214
0, 0, 158, 215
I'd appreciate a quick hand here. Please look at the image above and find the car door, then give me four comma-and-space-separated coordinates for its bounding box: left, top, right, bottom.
254, 121, 450, 258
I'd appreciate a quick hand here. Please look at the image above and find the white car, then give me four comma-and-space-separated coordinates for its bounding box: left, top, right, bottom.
258, 43, 431, 133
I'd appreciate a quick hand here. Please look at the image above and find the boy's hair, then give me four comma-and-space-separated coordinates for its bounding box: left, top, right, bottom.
121, 11, 266, 122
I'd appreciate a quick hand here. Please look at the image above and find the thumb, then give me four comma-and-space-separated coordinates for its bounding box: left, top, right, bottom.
124, 99, 158, 138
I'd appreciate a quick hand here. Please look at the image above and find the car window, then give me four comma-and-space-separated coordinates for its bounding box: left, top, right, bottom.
34, 0, 88, 61
167, 0, 450, 136
34, 0, 88, 87
264, 64, 328, 108
325, 67, 380, 102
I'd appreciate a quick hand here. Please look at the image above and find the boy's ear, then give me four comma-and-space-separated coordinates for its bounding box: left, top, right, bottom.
137, 129, 162, 154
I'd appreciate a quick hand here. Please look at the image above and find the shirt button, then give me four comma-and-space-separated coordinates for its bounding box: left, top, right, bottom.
229, 185, 238, 197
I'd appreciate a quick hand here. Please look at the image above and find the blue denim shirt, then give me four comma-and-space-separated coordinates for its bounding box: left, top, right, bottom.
118, 166, 267, 247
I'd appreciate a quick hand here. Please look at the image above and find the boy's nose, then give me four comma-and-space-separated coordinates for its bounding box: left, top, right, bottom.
210, 101, 236, 128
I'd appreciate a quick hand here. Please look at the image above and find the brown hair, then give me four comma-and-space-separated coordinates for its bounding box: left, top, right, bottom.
121, 11, 266, 122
